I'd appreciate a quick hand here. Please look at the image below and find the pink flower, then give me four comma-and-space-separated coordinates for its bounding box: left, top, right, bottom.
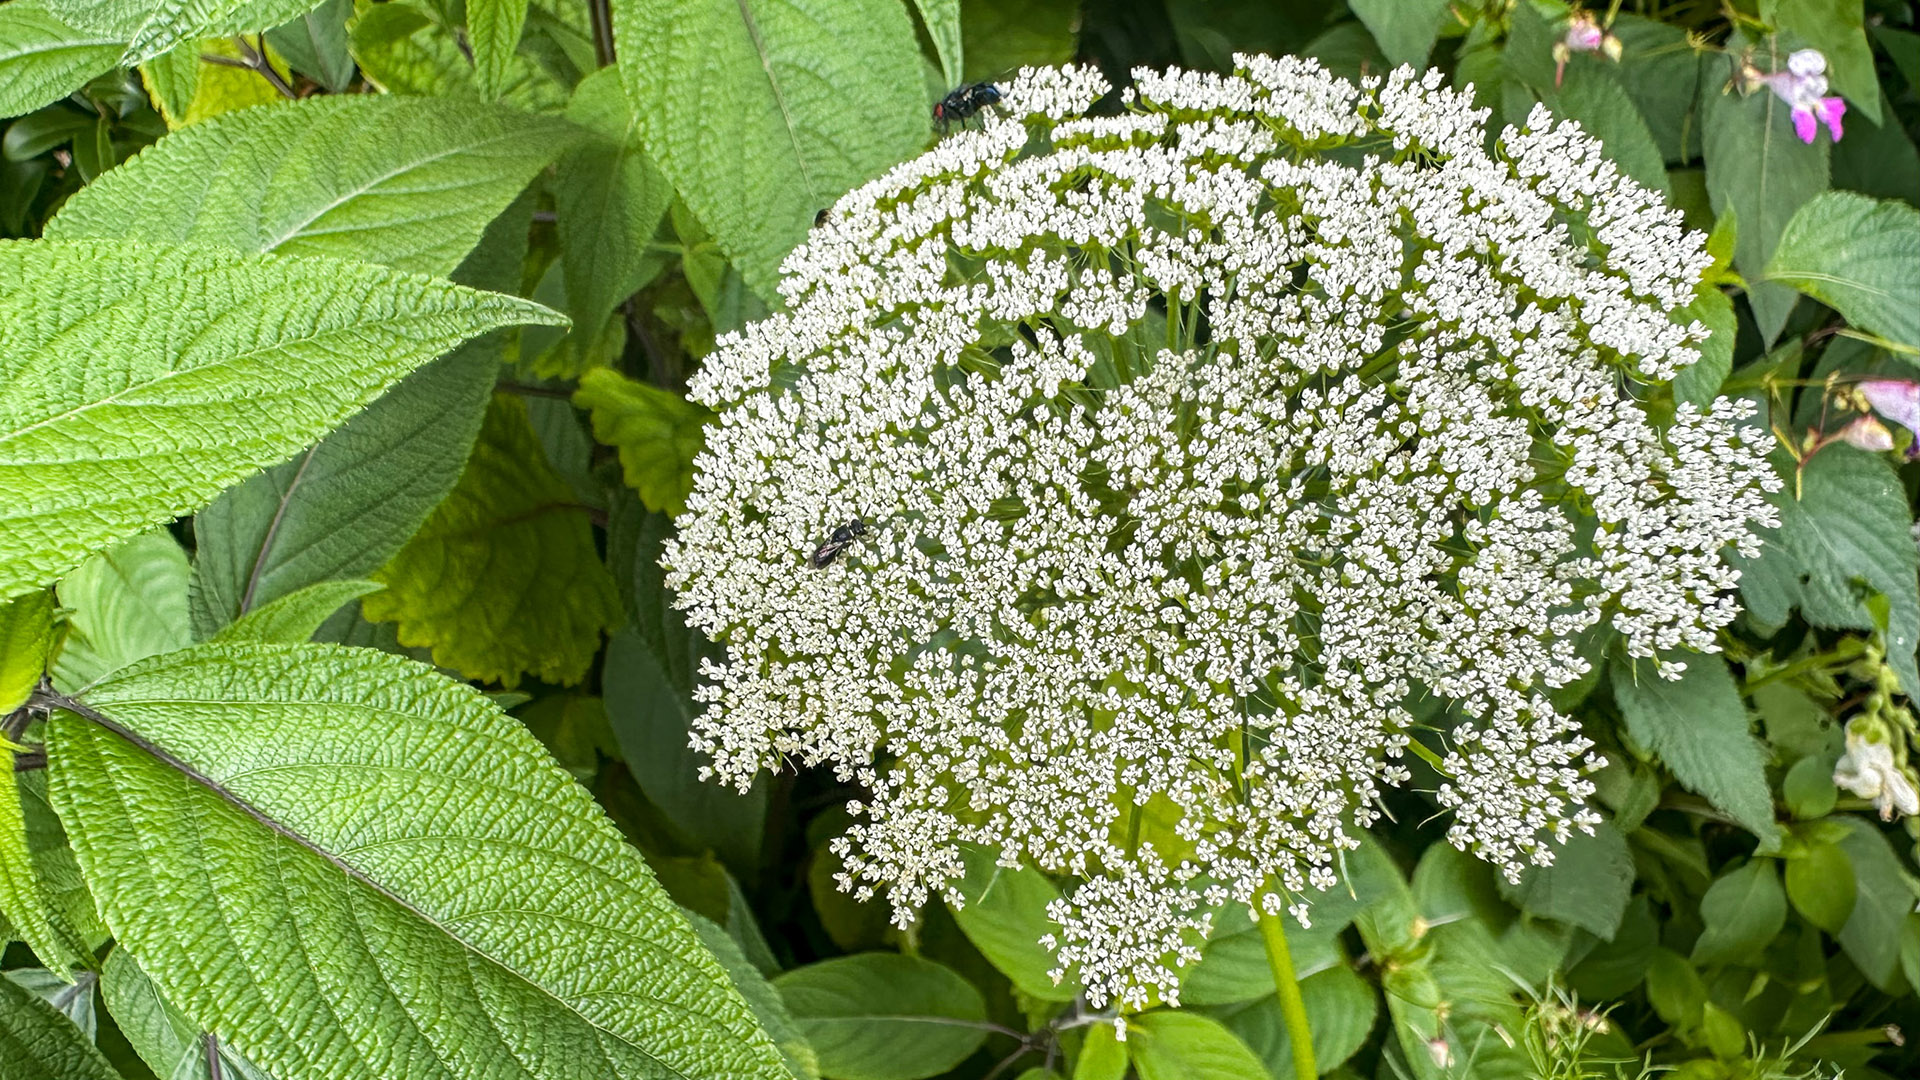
1839, 415, 1895, 453
1553, 12, 1621, 87
1858, 379, 1920, 456
1760, 49, 1846, 144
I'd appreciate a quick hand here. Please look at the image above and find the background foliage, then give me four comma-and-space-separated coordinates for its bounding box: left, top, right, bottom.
4, 1, 1920, 1078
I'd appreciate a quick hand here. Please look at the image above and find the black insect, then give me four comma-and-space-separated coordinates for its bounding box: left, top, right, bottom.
933, 82, 1002, 131
809, 517, 871, 568
814, 208, 831, 227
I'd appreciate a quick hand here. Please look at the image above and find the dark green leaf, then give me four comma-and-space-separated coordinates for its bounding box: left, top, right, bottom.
1785, 840, 1856, 932
1220, 965, 1377, 1075
1611, 655, 1779, 847
774, 954, 988, 1080
1128, 1010, 1268, 1080
1835, 816, 1919, 989
0, 967, 123, 1080
1769, 192, 1920, 353
1691, 860, 1787, 964
264, 0, 355, 92
1499, 821, 1634, 940
1346, 0, 1447, 69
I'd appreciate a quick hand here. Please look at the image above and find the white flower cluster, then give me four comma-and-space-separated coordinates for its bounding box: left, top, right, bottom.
666, 58, 1780, 1010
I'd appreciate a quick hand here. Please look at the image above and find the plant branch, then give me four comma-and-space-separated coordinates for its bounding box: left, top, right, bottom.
588, 0, 616, 67
232, 36, 297, 100
1257, 896, 1318, 1080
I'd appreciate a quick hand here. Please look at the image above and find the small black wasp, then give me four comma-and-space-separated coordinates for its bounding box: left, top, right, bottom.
933, 82, 1001, 131
809, 517, 871, 568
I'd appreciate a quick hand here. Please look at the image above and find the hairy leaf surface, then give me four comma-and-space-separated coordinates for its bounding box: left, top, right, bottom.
42, 0, 322, 61
0, 240, 560, 603
0, 0, 122, 120
614, 0, 928, 296
0, 968, 123, 1080
1611, 656, 1778, 848
365, 395, 622, 687
47, 643, 792, 1080
1769, 192, 1920, 352
47, 94, 576, 276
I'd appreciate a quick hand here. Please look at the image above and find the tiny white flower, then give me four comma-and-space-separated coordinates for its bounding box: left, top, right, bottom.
668, 58, 1778, 1009
1834, 726, 1920, 821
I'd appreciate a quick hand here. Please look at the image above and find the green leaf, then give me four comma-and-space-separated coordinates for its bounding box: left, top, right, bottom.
48, 642, 793, 1080
1781, 754, 1838, 819
1498, 820, 1634, 940
102, 949, 274, 1080
614, 0, 929, 296
468, 0, 530, 100
0, 0, 123, 120
349, 0, 586, 113
0, 239, 560, 604
1671, 282, 1735, 407
41, 0, 321, 61
576, 368, 712, 517
685, 912, 820, 1080
1222, 965, 1378, 1075
1760, 0, 1882, 126
555, 68, 671, 367
188, 341, 501, 637
1128, 1010, 1268, 1080
1785, 840, 1856, 932
1610, 655, 1779, 848
265, 0, 354, 91
1702, 63, 1829, 341
2, 744, 92, 978
1834, 816, 1918, 989
1610, 15, 1704, 165
1346, 0, 1448, 69
0, 590, 56, 714
1645, 946, 1706, 1029
210, 579, 383, 646
0, 966, 123, 1080
52, 531, 191, 691
910, 0, 962, 87
947, 844, 1078, 1002
605, 504, 767, 875
188, 193, 531, 639
364, 394, 621, 687
1768, 192, 1920, 352
47, 94, 575, 277
1691, 860, 1787, 965
1555, 67, 1670, 195
1072, 1023, 1126, 1080
774, 954, 988, 1080
1736, 447, 1920, 695
958, 0, 1075, 81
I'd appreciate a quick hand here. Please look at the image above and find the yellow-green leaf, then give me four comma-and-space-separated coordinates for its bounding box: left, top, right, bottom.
575, 368, 712, 517
366, 395, 621, 686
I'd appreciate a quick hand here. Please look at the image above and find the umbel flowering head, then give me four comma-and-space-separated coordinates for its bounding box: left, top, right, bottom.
667, 58, 1781, 1009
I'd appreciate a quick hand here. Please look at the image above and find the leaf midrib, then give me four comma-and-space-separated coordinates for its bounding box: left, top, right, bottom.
56, 695, 709, 1080
734, 0, 818, 205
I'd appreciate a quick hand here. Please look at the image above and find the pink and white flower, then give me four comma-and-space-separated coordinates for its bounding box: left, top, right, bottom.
1756, 48, 1846, 144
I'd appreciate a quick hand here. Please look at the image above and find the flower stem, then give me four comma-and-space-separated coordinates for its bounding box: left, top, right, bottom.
1257, 901, 1318, 1080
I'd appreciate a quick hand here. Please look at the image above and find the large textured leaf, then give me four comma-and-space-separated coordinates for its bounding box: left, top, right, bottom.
1702, 59, 1829, 342
1737, 447, 1920, 695
0, 0, 123, 120
187, 189, 534, 638
187, 343, 500, 636
52, 531, 192, 691
614, 0, 928, 296
1768, 192, 1920, 352
0, 590, 56, 714
41, 0, 322, 61
47, 94, 576, 277
909, 0, 962, 86
349, 0, 590, 113
364, 395, 622, 687
575, 369, 710, 517
554, 69, 670, 371
1610, 655, 1778, 848
468, 0, 531, 100
102, 949, 275, 1080
0, 239, 560, 603
3, 742, 92, 977
0, 968, 123, 1080
47, 642, 792, 1080
774, 954, 987, 1080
